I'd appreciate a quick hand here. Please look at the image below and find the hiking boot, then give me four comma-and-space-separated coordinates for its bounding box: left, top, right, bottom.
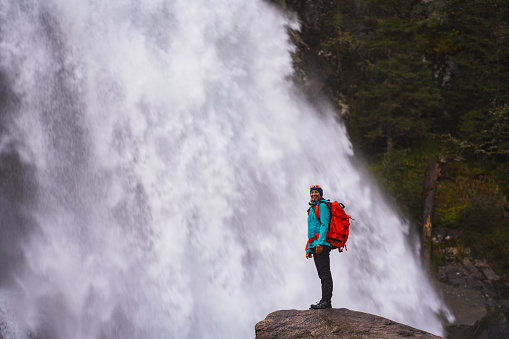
309, 300, 332, 309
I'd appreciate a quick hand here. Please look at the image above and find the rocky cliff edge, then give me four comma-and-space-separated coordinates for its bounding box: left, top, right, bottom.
255, 308, 444, 339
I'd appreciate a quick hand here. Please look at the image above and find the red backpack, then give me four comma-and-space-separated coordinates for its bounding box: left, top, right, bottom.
306, 201, 351, 252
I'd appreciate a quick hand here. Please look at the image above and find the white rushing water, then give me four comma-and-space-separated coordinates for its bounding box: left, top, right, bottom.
0, 0, 452, 338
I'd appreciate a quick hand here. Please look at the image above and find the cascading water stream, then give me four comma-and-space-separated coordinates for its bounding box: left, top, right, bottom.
0, 0, 452, 338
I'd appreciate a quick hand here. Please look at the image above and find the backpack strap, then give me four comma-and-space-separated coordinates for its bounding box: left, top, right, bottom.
305, 201, 330, 251
306, 204, 320, 250
314, 204, 320, 220
307, 204, 321, 220
309, 201, 329, 221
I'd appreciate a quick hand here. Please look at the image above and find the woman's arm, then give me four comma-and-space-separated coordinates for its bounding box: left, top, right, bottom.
316, 203, 331, 244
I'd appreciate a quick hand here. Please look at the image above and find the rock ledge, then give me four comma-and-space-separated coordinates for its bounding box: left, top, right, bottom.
255, 308, 444, 339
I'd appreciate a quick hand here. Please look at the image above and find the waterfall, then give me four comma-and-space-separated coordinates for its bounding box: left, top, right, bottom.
0, 0, 451, 338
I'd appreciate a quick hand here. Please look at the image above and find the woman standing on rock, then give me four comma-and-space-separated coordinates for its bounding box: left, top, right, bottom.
306, 185, 333, 309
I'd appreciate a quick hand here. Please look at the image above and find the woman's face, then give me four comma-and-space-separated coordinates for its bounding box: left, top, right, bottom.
310, 190, 321, 201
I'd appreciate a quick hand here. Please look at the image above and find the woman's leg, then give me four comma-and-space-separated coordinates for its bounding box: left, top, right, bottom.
312, 245, 333, 302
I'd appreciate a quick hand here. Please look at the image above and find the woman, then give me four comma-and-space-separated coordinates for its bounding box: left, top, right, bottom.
306, 185, 333, 309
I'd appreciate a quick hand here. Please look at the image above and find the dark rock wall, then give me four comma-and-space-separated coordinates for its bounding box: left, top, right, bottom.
435, 229, 509, 338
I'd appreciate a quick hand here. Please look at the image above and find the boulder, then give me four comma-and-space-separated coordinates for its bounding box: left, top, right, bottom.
255, 308, 444, 339
436, 257, 509, 338
436, 281, 488, 338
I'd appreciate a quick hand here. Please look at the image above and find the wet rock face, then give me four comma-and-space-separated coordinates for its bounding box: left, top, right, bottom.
255, 308, 444, 339
437, 258, 509, 339
268, 0, 334, 29
267, 0, 339, 99
434, 229, 509, 339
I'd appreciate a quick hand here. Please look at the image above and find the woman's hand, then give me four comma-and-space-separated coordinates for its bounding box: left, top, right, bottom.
315, 245, 323, 254
306, 252, 312, 259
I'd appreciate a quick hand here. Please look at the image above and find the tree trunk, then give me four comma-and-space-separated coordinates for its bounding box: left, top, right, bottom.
421, 161, 440, 274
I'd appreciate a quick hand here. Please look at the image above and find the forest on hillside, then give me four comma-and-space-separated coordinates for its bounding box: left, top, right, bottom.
304, 0, 509, 276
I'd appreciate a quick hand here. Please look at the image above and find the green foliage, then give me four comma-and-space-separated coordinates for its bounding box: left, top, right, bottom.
437, 0, 509, 136
321, 10, 355, 75
353, 53, 441, 154
431, 245, 445, 278
461, 209, 509, 275
369, 146, 428, 223
472, 102, 509, 158
346, 0, 442, 155
458, 102, 509, 162
434, 163, 472, 228
434, 29, 461, 54
343, 0, 509, 157
319, 0, 364, 95
315, 0, 509, 276
433, 161, 509, 275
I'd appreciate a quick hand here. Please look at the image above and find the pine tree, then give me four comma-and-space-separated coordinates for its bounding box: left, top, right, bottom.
351, 0, 441, 155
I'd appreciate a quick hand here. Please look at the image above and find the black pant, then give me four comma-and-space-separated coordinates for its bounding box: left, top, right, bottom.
312, 245, 333, 302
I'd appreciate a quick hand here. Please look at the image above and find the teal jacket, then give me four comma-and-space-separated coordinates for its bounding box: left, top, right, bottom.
306, 200, 332, 252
